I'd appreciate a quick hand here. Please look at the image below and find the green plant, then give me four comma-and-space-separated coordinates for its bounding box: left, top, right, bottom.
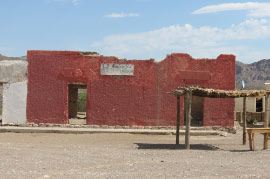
77, 90, 87, 112
247, 117, 257, 124
253, 118, 258, 124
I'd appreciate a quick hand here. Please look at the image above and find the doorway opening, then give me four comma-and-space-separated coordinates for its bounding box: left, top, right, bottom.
68, 83, 87, 125
185, 96, 204, 126
256, 98, 263, 112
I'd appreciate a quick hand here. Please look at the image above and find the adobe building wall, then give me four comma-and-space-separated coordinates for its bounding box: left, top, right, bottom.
234, 97, 265, 123
0, 60, 28, 83
27, 51, 235, 126
235, 97, 257, 112
0, 83, 2, 109
2, 81, 27, 124
235, 97, 265, 113
0, 60, 28, 124
169, 54, 235, 126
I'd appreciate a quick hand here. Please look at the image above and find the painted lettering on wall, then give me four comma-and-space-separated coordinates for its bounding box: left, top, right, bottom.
101, 64, 134, 75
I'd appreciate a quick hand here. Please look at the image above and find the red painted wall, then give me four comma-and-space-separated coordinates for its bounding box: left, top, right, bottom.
27, 51, 235, 126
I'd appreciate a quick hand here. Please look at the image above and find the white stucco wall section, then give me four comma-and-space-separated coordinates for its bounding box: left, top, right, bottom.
0, 60, 28, 83
2, 80, 27, 124
235, 97, 266, 112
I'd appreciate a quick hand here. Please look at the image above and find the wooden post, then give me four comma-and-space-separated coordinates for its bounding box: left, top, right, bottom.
251, 133, 255, 150
264, 93, 269, 148
243, 97, 247, 145
248, 133, 252, 150
185, 91, 192, 149
264, 93, 269, 128
264, 133, 268, 150
176, 96, 180, 145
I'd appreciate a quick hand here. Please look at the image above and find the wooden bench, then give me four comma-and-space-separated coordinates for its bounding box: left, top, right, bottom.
247, 128, 270, 151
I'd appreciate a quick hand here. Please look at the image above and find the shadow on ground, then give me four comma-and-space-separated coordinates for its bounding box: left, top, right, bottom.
135, 143, 220, 150
229, 150, 252, 152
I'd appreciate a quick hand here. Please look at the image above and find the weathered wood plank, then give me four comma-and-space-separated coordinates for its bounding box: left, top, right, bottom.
264, 93, 269, 127
171, 86, 267, 98
248, 133, 252, 150
176, 96, 180, 145
243, 97, 247, 145
247, 128, 270, 133
264, 133, 268, 150
185, 91, 192, 149
246, 128, 270, 151
252, 133, 255, 150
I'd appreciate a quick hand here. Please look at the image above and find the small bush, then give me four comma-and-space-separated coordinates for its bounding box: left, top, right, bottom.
77, 90, 87, 112
247, 117, 257, 124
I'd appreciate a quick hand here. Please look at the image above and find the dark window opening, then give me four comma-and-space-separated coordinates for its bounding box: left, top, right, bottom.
68, 83, 87, 125
256, 98, 263, 112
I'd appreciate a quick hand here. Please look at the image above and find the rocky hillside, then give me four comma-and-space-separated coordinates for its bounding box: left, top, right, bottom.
236, 59, 270, 90
0, 54, 26, 61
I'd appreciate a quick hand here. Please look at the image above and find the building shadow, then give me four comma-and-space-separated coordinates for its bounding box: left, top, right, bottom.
135, 143, 220, 150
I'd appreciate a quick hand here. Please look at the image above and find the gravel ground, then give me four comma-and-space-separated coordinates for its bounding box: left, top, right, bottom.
0, 132, 269, 178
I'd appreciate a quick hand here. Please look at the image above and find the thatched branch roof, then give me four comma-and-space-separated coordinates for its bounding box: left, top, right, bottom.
170, 86, 268, 98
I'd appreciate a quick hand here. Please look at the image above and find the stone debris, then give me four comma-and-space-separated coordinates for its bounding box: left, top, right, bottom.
0, 122, 237, 134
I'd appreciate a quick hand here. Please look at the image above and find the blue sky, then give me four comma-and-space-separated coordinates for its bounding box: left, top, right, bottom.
1, 0, 270, 63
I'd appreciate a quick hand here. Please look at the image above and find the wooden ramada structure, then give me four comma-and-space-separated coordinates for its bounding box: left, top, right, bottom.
171, 86, 270, 149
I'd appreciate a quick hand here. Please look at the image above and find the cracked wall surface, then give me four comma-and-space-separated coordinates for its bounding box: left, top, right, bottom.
0, 60, 28, 124
2, 81, 27, 124
0, 60, 28, 83
27, 50, 235, 126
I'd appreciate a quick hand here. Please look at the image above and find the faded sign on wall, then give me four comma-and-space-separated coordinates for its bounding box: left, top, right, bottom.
101, 64, 134, 75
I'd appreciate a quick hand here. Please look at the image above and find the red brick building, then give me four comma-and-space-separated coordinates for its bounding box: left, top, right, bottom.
27, 51, 235, 126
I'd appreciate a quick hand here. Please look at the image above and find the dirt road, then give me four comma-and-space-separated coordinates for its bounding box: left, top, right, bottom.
0, 132, 269, 178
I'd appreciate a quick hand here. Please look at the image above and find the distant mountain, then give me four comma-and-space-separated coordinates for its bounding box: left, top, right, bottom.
0, 54, 26, 61
236, 59, 270, 90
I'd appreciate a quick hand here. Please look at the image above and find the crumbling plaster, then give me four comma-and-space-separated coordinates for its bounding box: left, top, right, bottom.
0, 60, 28, 124
2, 81, 27, 124
0, 60, 28, 83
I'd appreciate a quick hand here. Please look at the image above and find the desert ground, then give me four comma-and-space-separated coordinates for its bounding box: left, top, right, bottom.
0, 132, 269, 178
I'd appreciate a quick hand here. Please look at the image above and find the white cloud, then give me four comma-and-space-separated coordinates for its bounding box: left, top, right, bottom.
72, 0, 79, 6
0, 47, 11, 51
193, 2, 270, 17
45, 0, 80, 6
91, 19, 270, 63
0, 47, 16, 57
0, 46, 12, 53
105, 13, 139, 18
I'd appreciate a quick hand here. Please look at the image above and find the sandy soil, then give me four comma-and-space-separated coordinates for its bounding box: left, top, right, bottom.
0, 132, 269, 178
